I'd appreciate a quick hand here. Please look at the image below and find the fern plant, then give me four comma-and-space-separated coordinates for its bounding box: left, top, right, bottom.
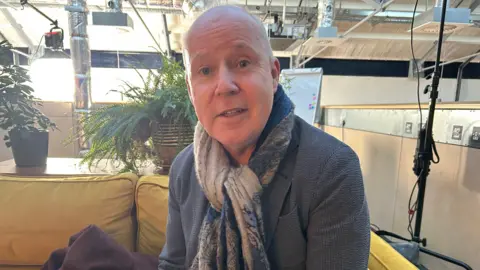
70, 53, 197, 173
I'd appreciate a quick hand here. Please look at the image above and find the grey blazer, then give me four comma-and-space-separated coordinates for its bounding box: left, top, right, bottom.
158, 116, 370, 270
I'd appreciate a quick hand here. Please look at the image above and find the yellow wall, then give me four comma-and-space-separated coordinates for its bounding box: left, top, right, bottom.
323, 126, 480, 270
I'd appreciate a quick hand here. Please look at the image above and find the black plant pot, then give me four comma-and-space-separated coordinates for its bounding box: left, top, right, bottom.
9, 129, 49, 167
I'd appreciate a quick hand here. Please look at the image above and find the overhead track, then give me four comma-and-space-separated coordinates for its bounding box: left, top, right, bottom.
345, 32, 480, 44
297, 0, 395, 67
0, 1, 183, 13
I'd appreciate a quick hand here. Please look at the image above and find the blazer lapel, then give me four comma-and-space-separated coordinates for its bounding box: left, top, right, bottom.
262, 124, 300, 251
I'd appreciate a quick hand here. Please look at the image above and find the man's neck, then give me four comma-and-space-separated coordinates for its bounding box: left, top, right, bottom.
224, 144, 256, 165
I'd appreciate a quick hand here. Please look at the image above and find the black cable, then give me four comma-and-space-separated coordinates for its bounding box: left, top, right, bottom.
32, 34, 45, 59
407, 172, 421, 238
410, 0, 421, 129
408, 0, 421, 239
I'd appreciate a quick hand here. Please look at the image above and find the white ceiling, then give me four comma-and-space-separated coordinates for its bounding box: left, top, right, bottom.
0, 0, 479, 63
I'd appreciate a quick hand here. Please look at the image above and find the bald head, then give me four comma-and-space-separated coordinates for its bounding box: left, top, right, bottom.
182, 5, 273, 61
180, 5, 281, 164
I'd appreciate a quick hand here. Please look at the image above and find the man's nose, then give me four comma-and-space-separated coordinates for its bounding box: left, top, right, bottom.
214, 64, 239, 96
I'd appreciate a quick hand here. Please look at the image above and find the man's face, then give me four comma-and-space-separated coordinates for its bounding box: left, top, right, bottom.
184, 14, 280, 150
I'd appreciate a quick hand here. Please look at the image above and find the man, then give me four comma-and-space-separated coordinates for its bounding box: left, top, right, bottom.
159, 5, 370, 270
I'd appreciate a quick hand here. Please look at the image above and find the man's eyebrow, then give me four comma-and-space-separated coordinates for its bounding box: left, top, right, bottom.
189, 50, 208, 64
233, 42, 254, 51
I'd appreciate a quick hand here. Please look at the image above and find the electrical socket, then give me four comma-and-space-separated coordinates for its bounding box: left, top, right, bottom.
469, 127, 480, 149
452, 125, 463, 140
405, 122, 413, 134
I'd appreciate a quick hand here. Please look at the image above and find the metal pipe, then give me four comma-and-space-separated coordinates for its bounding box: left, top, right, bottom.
12, 51, 19, 65
107, 0, 122, 12
0, 9, 35, 50
21, 0, 59, 26
0, 1, 183, 13
435, 0, 450, 7
471, 0, 480, 11
1, 1, 434, 12
343, 32, 480, 45
417, 51, 480, 73
318, 0, 334, 27
10, 48, 32, 59
335, 15, 412, 23
453, 0, 465, 7
295, 44, 305, 67
0, 0, 16, 9
455, 49, 480, 101
294, 0, 334, 68
128, 0, 162, 51
341, 0, 395, 37
65, 0, 92, 152
161, 13, 172, 56
283, 0, 287, 22
297, 46, 328, 67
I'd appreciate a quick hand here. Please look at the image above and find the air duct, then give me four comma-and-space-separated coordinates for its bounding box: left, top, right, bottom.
410, 0, 471, 33
65, 0, 92, 152
317, 0, 334, 28
92, 0, 134, 31
309, 0, 345, 47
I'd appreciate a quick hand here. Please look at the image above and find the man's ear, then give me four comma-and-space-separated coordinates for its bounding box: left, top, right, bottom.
271, 57, 281, 93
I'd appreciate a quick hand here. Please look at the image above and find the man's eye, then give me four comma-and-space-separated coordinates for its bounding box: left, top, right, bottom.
199, 67, 211, 75
238, 60, 250, 68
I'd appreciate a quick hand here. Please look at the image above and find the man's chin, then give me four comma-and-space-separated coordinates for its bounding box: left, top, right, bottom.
216, 133, 254, 150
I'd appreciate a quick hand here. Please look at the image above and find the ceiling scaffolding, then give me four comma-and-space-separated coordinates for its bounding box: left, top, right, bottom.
0, 0, 478, 63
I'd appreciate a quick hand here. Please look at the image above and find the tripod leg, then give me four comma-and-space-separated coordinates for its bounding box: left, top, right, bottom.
419, 247, 473, 270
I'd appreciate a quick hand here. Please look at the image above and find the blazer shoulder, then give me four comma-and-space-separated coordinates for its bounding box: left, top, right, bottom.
296, 117, 356, 164
168, 143, 195, 193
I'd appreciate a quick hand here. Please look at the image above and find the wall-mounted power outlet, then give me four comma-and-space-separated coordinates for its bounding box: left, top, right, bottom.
452, 125, 463, 140
405, 122, 413, 134
469, 127, 480, 149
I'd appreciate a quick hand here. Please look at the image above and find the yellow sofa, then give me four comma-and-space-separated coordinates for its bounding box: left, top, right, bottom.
0, 173, 417, 270
0, 173, 169, 270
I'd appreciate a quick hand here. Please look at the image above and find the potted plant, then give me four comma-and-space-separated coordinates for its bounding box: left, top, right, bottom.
71, 53, 196, 174
0, 41, 56, 167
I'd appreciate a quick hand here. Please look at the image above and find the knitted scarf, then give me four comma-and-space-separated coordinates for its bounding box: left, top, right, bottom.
191, 86, 295, 270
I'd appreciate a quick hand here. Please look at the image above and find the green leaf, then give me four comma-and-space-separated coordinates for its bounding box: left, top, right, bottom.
0, 40, 56, 134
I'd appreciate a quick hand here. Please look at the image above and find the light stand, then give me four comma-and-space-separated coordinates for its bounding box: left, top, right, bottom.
375, 0, 473, 268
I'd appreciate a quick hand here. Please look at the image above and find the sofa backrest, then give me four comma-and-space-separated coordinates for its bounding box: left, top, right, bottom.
0, 173, 138, 267
135, 175, 169, 256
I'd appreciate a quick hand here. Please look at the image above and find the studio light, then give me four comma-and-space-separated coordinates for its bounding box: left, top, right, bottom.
29, 49, 74, 102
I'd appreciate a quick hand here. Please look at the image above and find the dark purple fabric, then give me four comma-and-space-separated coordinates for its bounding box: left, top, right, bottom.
42, 225, 157, 270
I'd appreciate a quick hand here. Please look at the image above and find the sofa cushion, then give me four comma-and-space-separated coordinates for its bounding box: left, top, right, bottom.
0, 173, 138, 267
368, 232, 418, 270
135, 175, 169, 256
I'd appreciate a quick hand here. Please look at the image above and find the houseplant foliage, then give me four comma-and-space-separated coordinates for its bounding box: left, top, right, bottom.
0, 40, 56, 166
72, 53, 197, 173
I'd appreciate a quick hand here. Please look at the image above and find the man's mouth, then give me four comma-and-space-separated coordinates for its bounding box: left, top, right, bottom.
219, 108, 247, 117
